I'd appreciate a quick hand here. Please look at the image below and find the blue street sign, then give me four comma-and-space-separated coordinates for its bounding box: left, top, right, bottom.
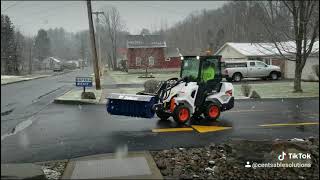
76, 77, 93, 87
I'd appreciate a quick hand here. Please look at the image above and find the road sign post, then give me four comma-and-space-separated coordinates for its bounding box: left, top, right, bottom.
76, 77, 93, 93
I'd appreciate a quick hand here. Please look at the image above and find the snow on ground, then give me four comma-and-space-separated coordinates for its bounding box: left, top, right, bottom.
1, 75, 50, 85
1, 75, 23, 80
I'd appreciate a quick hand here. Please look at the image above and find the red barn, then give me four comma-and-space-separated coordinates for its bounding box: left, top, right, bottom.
126, 35, 181, 72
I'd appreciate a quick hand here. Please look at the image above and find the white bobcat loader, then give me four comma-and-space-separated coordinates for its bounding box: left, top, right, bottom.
107, 55, 234, 124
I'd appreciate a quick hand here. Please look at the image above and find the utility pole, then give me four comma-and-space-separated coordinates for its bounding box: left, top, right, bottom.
86, 0, 101, 90
92, 11, 104, 77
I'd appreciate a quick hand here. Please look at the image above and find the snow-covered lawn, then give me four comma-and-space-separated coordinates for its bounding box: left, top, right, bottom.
1, 75, 50, 85
233, 81, 319, 98
1, 75, 22, 79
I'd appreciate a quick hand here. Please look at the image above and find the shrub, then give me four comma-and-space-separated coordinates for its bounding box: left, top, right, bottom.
81, 92, 96, 99
241, 83, 252, 97
250, 90, 261, 99
144, 79, 160, 93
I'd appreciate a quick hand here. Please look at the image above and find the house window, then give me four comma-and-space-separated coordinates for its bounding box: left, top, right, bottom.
136, 57, 142, 66
165, 57, 171, 61
149, 56, 155, 66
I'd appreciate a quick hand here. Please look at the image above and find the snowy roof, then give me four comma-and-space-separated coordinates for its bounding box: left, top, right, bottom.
43, 57, 61, 63
127, 35, 166, 48
216, 41, 319, 57
50, 57, 61, 63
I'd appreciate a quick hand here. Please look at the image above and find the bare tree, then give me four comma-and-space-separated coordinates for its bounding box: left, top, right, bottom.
258, 1, 319, 92
13, 30, 25, 75
141, 48, 159, 78
100, 6, 124, 70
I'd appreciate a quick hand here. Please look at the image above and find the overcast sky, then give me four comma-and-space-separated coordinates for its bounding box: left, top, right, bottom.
1, 1, 226, 36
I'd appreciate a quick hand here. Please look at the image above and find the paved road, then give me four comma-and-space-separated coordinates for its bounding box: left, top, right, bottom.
1, 97, 318, 163
1, 68, 93, 136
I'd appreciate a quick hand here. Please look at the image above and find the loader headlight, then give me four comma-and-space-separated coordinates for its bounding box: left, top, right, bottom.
196, 56, 200, 60
226, 90, 233, 96
180, 56, 184, 60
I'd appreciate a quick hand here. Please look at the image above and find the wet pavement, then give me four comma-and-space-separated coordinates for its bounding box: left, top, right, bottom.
1, 97, 318, 163
1, 68, 93, 136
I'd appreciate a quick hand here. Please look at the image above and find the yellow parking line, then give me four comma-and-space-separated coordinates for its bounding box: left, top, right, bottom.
152, 127, 194, 133
191, 125, 232, 133
259, 122, 319, 127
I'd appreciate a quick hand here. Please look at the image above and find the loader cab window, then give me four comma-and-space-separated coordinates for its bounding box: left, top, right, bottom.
180, 57, 200, 81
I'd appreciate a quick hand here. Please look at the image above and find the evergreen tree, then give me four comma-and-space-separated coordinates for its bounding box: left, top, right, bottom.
1, 14, 16, 74
34, 29, 51, 62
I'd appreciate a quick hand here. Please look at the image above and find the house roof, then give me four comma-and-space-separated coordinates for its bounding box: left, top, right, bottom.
43, 57, 61, 63
127, 35, 166, 48
216, 41, 319, 57
50, 57, 61, 63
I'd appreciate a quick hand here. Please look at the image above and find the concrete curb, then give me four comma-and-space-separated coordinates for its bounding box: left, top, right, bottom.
62, 151, 163, 179
1, 163, 46, 179
53, 99, 100, 105
53, 89, 103, 105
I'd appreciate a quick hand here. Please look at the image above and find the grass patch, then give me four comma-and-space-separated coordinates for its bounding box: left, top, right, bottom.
234, 82, 319, 98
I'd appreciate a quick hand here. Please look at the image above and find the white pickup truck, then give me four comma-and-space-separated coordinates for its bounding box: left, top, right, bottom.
222, 60, 282, 82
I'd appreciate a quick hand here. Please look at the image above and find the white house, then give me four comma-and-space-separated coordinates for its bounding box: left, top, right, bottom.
42, 57, 62, 70
215, 41, 319, 80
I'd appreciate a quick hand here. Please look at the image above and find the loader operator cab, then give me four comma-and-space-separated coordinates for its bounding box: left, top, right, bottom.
180, 56, 223, 106
180, 56, 222, 85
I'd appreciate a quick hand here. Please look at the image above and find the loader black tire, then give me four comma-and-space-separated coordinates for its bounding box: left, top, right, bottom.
204, 102, 221, 121
173, 105, 190, 124
156, 111, 170, 121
